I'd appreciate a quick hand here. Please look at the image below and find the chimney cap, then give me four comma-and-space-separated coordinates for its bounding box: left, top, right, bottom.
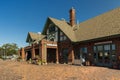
69, 7, 75, 13
70, 7, 75, 10
72, 7, 74, 9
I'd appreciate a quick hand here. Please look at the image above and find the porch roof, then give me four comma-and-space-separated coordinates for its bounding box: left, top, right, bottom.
26, 32, 46, 43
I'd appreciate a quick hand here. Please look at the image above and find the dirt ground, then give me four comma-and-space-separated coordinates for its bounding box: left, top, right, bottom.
0, 59, 120, 80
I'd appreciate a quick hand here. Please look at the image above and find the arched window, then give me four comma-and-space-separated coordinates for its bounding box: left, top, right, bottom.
47, 24, 58, 41
49, 24, 55, 33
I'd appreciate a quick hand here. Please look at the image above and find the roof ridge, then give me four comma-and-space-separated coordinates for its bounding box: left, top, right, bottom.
78, 7, 120, 25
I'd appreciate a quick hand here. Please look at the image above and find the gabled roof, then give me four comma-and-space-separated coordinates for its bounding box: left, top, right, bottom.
26, 32, 45, 43
74, 7, 120, 42
42, 17, 77, 42
42, 7, 120, 43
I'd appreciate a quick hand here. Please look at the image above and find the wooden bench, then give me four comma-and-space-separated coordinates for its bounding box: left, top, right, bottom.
74, 59, 83, 66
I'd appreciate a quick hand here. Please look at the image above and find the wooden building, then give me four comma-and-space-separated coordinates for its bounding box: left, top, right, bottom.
19, 7, 120, 68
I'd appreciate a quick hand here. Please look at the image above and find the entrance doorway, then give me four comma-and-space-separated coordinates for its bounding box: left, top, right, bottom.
26, 51, 31, 61
35, 49, 39, 56
94, 44, 116, 67
61, 48, 69, 64
47, 48, 56, 63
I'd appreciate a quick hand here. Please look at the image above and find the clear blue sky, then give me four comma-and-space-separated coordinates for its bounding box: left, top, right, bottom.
0, 0, 120, 48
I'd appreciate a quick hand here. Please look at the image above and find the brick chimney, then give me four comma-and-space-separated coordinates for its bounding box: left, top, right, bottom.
69, 7, 75, 26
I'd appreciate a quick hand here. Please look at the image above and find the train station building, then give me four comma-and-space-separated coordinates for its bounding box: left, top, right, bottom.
19, 7, 120, 67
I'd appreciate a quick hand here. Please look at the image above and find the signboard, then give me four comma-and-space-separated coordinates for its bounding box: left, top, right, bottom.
94, 41, 112, 45
47, 44, 57, 46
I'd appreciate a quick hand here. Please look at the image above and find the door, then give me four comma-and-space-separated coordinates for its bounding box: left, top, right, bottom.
97, 45, 104, 66
103, 44, 111, 66
62, 48, 69, 64
26, 51, 31, 61
47, 48, 56, 63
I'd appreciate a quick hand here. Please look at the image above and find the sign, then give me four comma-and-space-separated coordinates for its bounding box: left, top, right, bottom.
94, 41, 112, 45
47, 44, 57, 46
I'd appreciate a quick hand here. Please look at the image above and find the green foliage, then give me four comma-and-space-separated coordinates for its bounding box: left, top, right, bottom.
0, 43, 19, 56
28, 56, 46, 65
0, 55, 2, 59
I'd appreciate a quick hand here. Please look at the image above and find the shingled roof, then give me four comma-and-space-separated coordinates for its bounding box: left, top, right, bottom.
43, 7, 120, 43
26, 32, 45, 43
42, 7, 120, 43
49, 17, 77, 41
74, 7, 120, 42
42, 17, 77, 41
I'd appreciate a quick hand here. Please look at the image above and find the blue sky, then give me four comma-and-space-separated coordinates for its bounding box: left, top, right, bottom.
0, 0, 120, 48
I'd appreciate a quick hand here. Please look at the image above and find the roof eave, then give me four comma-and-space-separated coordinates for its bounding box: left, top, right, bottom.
74, 34, 120, 43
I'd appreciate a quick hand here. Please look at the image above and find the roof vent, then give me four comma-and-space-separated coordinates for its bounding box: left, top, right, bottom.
73, 26, 77, 31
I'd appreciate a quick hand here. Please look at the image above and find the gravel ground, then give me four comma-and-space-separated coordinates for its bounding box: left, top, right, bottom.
0, 59, 120, 80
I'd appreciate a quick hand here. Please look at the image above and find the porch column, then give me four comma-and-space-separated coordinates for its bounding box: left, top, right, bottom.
87, 43, 94, 66
21, 48, 25, 61
41, 42, 47, 64
31, 44, 35, 59
56, 48, 59, 64
71, 47, 75, 64
39, 43, 41, 58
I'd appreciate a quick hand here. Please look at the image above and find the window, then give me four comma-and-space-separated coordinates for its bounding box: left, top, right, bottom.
60, 31, 67, 41
47, 24, 58, 41
112, 44, 115, 50
49, 26, 55, 33
93, 43, 117, 64
47, 33, 55, 41
97, 45, 103, 51
63, 35, 67, 41
60, 32, 63, 41
74, 48, 80, 59
80, 47, 87, 53
104, 44, 110, 50
93, 46, 97, 51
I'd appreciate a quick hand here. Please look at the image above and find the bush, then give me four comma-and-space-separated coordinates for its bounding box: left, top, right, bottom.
17, 56, 22, 62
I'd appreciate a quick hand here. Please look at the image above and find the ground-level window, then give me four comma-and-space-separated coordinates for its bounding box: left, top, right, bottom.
104, 44, 110, 50
80, 47, 88, 60
97, 45, 103, 51
93, 43, 116, 66
80, 47, 88, 54
74, 47, 88, 59
74, 48, 80, 59
112, 44, 115, 50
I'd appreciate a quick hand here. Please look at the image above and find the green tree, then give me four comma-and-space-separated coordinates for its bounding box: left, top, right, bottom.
1, 43, 19, 56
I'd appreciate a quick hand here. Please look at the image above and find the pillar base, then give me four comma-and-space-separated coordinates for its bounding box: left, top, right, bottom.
56, 62, 59, 64
41, 62, 47, 65
22, 59, 25, 61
